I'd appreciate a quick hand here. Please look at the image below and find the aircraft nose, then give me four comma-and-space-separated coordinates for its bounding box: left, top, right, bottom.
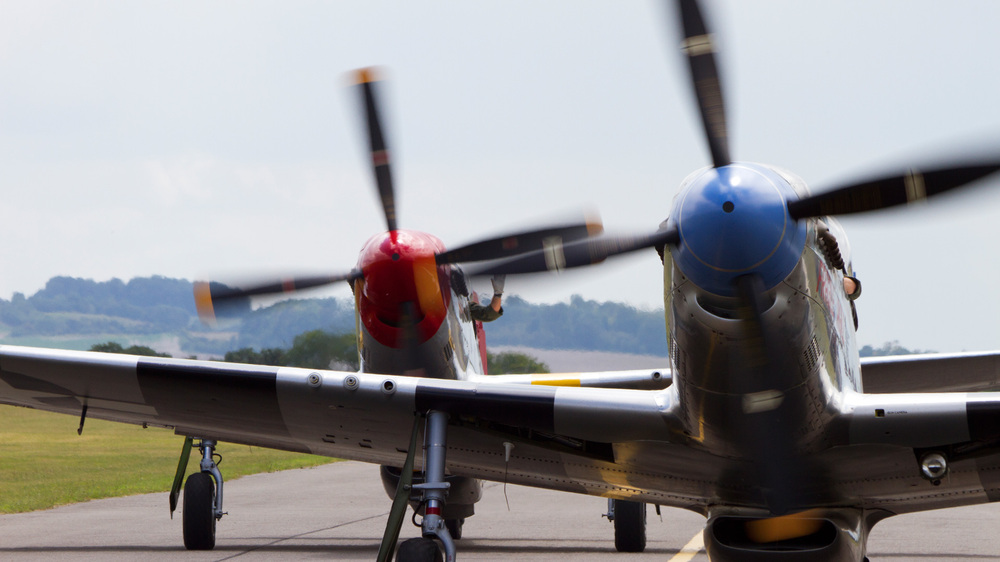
672, 164, 807, 296
356, 230, 450, 348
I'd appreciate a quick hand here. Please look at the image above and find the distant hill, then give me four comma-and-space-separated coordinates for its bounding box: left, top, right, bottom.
0, 275, 921, 360
0, 276, 670, 358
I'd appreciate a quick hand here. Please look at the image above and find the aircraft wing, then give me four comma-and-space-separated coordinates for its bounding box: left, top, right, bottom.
0, 345, 719, 507
819, 390, 1000, 515
20, 342, 1000, 517
861, 351, 1000, 393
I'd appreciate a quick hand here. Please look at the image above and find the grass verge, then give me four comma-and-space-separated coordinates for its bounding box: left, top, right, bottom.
0, 406, 334, 513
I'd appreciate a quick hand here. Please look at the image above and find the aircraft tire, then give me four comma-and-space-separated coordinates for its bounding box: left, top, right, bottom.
613, 499, 647, 553
445, 518, 464, 540
183, 472, 216, 550
396, 537, 443, 562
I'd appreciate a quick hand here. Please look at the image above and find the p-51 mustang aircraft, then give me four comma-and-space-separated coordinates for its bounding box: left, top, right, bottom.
5, 2, 1000, 561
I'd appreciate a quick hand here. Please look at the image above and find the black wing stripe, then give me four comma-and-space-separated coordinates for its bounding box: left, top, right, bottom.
414, 384, 557, 432
975, 456, 1000, 503
967, 400, 1000, 442
136, 361, 290, 438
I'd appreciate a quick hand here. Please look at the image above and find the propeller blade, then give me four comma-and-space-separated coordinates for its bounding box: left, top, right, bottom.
787, 162, 1000, 219
435, 220, 604, 265
355, 68, 398, 232
398, 301, 426, 375
733, 274, 780, 382
677, 0, 731, 168
193, 272, 359, 323
468, 227, 679, 276
733, 273, 809, 516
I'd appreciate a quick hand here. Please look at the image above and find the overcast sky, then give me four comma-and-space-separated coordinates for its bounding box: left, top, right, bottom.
2, 1, 999, 353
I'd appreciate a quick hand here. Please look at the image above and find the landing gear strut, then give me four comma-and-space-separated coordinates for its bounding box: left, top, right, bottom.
182, 439, 225, 550
373, 410, 456, 562
399, 410, 456, 562
377, 411, 459, 562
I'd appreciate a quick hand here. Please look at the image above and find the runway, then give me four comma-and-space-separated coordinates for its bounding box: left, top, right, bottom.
1, 461, 999, 561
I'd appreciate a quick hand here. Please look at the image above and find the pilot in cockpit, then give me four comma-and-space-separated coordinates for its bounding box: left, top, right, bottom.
843, 275, 861, 300
844, 274, 862, 330
469, 274, 505, 323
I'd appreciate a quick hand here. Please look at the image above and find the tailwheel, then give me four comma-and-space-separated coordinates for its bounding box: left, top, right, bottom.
183, 472, 216, 550
612, 499, 647, 553
396, 537, 443, 562
445, 518, 464, 540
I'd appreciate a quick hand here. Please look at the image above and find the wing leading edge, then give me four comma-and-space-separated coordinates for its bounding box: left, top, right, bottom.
0, 345, 709, 506
861, 351, 1000, 393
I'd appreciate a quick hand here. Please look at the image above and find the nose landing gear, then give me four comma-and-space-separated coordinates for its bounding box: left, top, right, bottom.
378, 411, 457, 562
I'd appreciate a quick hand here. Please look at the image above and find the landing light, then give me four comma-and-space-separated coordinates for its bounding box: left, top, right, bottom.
919, 452, 948, 482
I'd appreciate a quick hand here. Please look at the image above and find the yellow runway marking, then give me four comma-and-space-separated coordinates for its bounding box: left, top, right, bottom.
667, 530, 704, 562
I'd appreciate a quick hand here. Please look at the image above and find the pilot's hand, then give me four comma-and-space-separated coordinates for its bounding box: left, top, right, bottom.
491, 274, 506, 296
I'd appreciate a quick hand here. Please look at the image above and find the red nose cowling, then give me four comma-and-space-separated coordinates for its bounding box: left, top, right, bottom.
355, 230, 452, 348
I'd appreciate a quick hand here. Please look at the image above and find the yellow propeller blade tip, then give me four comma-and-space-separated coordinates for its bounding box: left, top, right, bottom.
355, 67, 379, 85
584, 210, 604, 235
192, 281, 217, 325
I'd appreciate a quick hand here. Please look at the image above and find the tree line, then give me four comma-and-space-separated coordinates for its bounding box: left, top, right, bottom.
859, 341, 934, 357
90, 329, 549, 375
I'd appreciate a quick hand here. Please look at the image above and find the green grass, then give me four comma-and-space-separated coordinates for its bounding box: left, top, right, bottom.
0, 406, 335, 513
0, 333, 158, 352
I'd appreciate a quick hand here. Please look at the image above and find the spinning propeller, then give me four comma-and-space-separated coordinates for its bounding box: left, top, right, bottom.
473, 0, 1000, 281
674, 0, 1000, 222
194, 68, 602, 324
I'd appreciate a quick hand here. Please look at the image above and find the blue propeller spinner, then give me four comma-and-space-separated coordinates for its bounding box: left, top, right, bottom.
671, 163, 807, 297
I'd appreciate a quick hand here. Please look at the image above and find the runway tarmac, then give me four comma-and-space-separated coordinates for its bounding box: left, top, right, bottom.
1, 461, 999, 561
